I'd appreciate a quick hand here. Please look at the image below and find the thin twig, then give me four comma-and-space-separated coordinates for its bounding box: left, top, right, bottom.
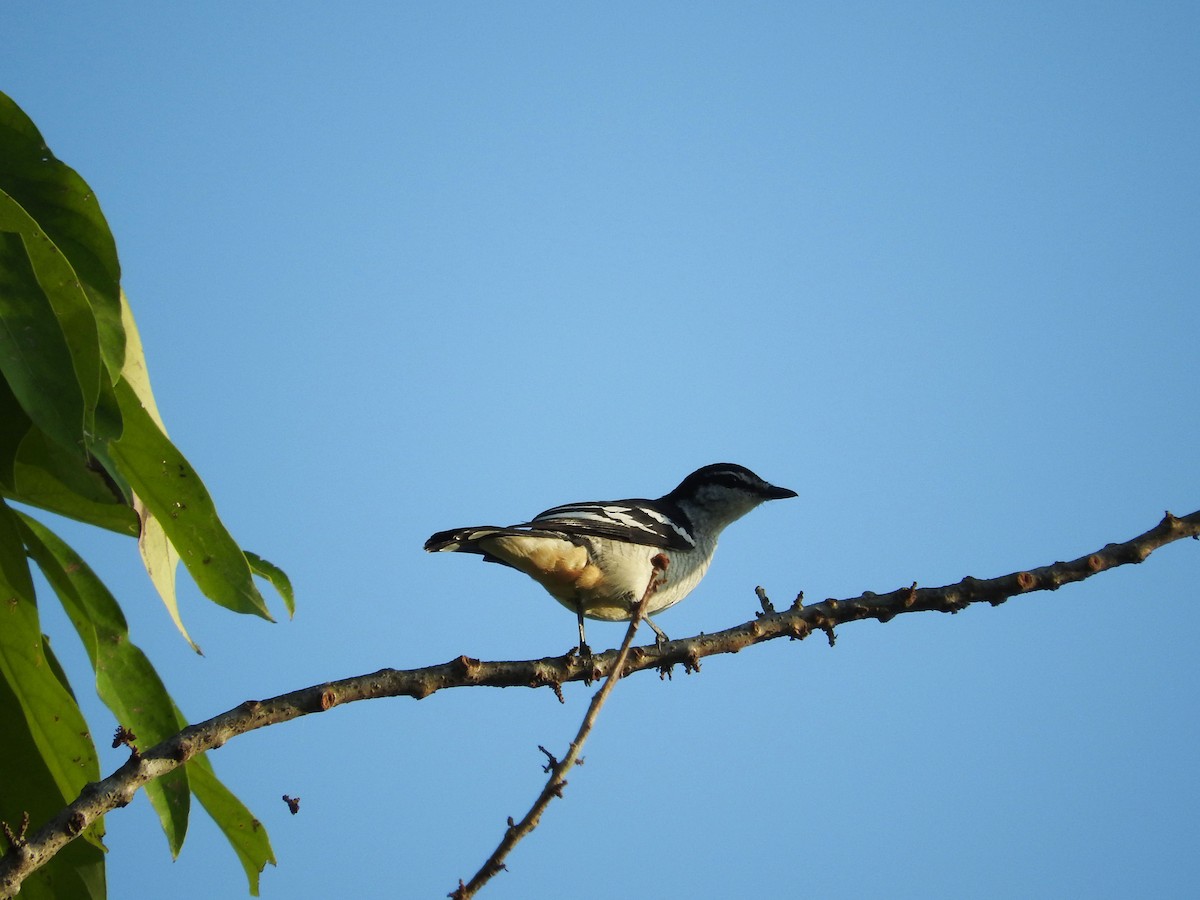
1, 509, 1197, 897
451, 576, 657, 899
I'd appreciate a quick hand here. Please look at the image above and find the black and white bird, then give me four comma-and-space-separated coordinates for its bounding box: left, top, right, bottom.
424, 463, 796, 651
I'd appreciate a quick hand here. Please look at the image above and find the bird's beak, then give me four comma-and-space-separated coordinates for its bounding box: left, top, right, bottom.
764, 484, 798, 500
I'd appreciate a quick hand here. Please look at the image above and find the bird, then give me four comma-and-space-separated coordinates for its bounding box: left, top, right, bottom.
424, 463, 797, 652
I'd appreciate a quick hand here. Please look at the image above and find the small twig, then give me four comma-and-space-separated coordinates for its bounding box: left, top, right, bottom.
755, 585, 776, 616
281, 795, 300, 815
535, 746, 557, 773
0, 815, 29, 855
451, 570, 660, 899
112, 726, 140, 760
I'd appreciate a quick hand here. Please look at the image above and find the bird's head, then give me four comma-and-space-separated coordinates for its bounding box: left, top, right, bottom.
666, 463, 796, 533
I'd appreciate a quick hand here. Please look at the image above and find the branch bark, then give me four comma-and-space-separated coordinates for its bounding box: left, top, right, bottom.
1, 509, 1196, 897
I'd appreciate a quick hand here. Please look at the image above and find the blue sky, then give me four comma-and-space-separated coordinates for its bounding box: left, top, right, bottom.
6, 3, 1200, 897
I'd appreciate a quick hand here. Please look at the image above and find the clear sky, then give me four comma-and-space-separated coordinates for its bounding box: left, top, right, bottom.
6, 3, 1199, 898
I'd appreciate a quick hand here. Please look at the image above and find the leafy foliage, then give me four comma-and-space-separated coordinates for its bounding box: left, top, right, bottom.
0, 91, 291, 896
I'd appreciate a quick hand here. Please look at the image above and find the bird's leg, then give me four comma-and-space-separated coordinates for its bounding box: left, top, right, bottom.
645, 616, 669, 646
640, 553, 671, 646
575, 603, 591, 658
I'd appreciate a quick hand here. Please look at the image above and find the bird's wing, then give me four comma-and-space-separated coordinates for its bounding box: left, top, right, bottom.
526, 500, 696, 551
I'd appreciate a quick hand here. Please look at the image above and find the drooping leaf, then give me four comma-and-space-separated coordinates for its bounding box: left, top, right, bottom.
246, 551, 295, 619
20, 514, 191, 857
116, 289, 163, 429
188, 752, 276, 897
0, 498, 99, 808
138, 497, 199, 652
111, 289, 202, 649
108, 378, 272, 620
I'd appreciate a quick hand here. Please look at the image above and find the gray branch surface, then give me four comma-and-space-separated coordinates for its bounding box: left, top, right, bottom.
1, 509, 1197, 897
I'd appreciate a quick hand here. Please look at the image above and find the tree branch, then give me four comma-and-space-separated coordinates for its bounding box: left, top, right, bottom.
1, 509, 1196, 897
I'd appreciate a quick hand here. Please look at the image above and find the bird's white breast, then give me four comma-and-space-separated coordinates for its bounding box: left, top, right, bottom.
579, 534, 718, 621
477, 531, 718, 623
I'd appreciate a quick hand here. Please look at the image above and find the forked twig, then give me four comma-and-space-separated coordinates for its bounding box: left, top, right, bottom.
450, 564, 662, 899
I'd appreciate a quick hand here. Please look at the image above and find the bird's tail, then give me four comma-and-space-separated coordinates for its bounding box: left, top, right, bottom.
424, 526, 528, 554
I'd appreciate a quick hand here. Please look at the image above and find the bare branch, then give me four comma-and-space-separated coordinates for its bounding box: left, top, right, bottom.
1, 509, 1196, 897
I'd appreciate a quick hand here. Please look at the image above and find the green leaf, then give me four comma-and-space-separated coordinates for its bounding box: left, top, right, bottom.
108, 378, 272, 621
9, 426, 137, 535
0, 498, 99, 808
0, 230, 87, 453
0, 663, 106, 900
246, 551, 295, 619
0, 91, 123, 378
19, 514, 191, 857
0, 372, 32, 490
188, 753, 276, 897
38, 639, 105, 851
8, 200, 106, 441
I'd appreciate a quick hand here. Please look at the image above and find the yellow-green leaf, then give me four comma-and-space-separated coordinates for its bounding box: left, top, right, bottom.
108, 379, 272, 620
188, 752, 276, 897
